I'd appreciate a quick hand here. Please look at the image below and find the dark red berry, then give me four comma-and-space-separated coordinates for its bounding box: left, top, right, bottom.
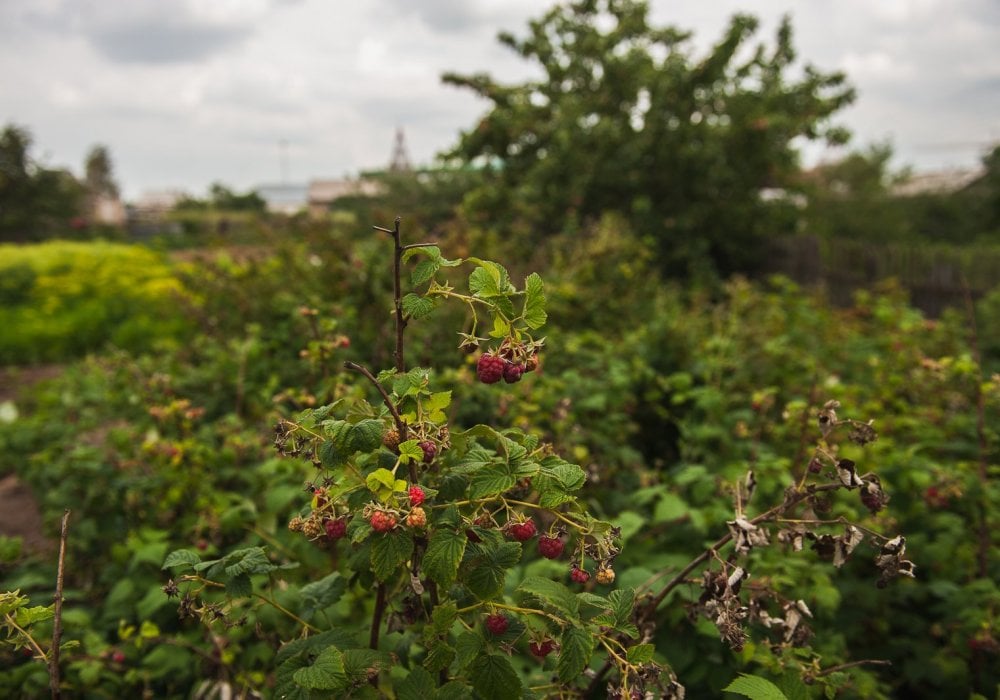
477, 353, 505, 384
508, 519, 536, 542
538, 535, 564, 559
112, 650, 126, 664
529, 639, 556, 658
503, 362, 525, 384
466, 528, 482, 543
570, 567, 591, 584
485, 613, 509, 636
325, 518, 347, 540
419, 440, 437, 463
409, 485, 426, 506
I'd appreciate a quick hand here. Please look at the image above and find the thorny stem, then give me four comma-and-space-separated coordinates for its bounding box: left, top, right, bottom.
3, 613, 47, 661
50, 509, 69, 700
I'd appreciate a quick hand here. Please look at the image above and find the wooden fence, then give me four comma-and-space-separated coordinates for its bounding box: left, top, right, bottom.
763, 235, 1000, 316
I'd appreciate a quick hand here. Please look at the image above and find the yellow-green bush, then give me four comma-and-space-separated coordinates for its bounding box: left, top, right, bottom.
0, 241, 192, 363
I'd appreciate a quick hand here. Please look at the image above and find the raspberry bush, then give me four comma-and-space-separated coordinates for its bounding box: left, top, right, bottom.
152, 219, 925, 699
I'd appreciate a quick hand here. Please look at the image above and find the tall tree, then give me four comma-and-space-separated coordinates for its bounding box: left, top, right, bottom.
444, 0, 855, 277
84, 145, 119, 199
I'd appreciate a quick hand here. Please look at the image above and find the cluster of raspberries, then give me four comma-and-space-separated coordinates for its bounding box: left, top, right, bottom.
476, 351, 538, 385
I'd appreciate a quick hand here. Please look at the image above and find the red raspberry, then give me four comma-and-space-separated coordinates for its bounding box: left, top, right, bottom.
529, 639, 555, 658
111, 650, 126, 664
409, 485, 426, 506
370, 511, 397, 533
570, 567, 591, 584
508, 519, 536, 542
406, 507, 427, 528
325, 518, 347, 540
485, 613, 509, 636
477, 353, 505, 384
419, 440, 437, 463
503, 362, 525, 384
537, 535, 564, 559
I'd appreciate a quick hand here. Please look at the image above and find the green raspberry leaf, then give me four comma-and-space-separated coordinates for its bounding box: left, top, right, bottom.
523, 272, 547, 329
292, 646, 348, 691
162, 549, 200, 571
723, 674, 790, 700
469, 653, 522, 700
423, 529, 468, 589
402, 292, 437, 319
557, 627, 595, 683
370, 529, 414, 581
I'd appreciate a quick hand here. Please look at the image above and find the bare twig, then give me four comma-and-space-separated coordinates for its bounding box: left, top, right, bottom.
369, 583, 387, 652
50, 509, 70, 700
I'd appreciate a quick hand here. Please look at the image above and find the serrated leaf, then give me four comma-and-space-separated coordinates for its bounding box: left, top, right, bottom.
431, 600, 458, 634
462, 541, 522, 599
425, 390, 452, 413
523, 272, 547, 329
723, 674, 790, 700
557, 628, 595, 683
300, 572, 346, 618
438, 681, 473, 700
424, 529, 468, 589
293, 646, 348, 691
517, 576, 580, 619
403, 292, 437, 319
350, 419, 385, 453
162, 549, 200, 570
451, 631, 483, 671
366, 468, 397, 494
401, 245, 443, 264
14, 606, 53, 627
397, 667, 438, 700
626, 643, 655, 664
318, 439, 341, 467
223, 547, 274, 577
608, 588, 636, 626
411, 259, 440, 286
225, 573, 252, 598
469, 653, 522, 700
342, 649, 393, 685
424, 640, 456, 673
399, 439, 424, 463
489, 314, 510, 339
469, 267, 500, 297
370, 529, 414, 581
469, 466, 516, 500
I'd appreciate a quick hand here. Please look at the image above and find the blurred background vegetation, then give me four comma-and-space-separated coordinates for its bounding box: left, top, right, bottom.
0, 1, 997, 698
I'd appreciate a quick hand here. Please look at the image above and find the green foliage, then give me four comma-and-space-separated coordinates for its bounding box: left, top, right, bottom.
444, 0, 854, 278
0, 241, 192, 363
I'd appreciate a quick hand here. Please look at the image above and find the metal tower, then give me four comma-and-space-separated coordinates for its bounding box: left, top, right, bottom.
389, 127, 412, 172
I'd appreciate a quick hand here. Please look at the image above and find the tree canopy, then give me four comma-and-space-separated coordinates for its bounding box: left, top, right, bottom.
444, 0, 855, 277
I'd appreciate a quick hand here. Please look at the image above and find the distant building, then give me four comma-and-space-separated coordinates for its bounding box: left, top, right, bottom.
307, 178, 381, 217
90, 194, 126, 226
256, 183, 309, 215
126, 189, 187, 238
891, 166, 986, 197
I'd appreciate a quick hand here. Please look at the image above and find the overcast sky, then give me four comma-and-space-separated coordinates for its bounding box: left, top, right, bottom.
2, 0, 998, 199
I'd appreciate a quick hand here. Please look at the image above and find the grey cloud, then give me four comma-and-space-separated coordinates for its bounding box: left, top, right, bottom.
90, 20, 249, 64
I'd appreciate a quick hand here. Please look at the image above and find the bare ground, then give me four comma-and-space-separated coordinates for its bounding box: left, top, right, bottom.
0, 365, 63, 554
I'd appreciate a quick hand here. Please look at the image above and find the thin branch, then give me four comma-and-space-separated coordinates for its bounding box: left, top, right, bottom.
400, 242, 437, 251
814, 658, 891, 677
50, 509, 70, 700
344, 361, 404, 428
369, 583, 387, 652
391, 217, 407, 374
639, 483, 843, 624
